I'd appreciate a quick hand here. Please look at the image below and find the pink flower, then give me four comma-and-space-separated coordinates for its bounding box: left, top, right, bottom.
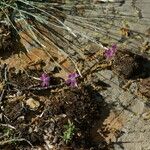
104, 44, 117, 59
66, 73, 79, 87
40, 73, 50, 87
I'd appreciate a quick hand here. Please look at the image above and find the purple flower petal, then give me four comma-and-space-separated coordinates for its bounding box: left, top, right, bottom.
104, 44, 117, 59
111, 44, 117, 53
40, 73, 50, 87
41, 81, 47, 87
70, 81, 77, 87
68, 73, 79, 78
104, 49, 113, 59
66, 79, 72, 85
112, 44, 117, 49
66, 73, 79, 87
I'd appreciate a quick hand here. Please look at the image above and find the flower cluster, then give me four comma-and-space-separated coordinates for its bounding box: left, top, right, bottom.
104, 44, 117, 59
40, 72, 79, 88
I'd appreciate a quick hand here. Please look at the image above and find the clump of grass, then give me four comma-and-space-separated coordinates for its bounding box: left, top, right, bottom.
0, 0, 67, 46
62, 119, 76, 144
0, 0, 107, 52
0, 0, 85, 74
0, 0, 119, 75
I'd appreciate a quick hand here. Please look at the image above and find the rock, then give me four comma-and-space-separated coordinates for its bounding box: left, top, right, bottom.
129, 82, 138, 93
26, 98, 40, 110
83, 43, 100, 56
131, 100, 144, 115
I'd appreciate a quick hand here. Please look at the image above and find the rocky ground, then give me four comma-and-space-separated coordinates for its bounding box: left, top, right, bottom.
0, 0, 150, 150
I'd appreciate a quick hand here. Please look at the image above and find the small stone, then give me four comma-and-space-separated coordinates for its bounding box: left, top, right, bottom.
52, 136, 58, 144
28, 127, 33, 133
26, 98, 40, 110
129, 82, 138, 93
131, 100, 144, 115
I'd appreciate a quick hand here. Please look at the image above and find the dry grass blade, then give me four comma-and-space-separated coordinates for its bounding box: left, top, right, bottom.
0, 138, 33, 146
0, 123, 16, 130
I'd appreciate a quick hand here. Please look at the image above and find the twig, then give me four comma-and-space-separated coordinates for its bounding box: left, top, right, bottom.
0, 64, 8, 105
69, 58, 82, 77
0, 89, 5, 105
0, 138, 33, 147
21, 83, 65, 91
0, 123, 16, 130
4, 64, 8, 82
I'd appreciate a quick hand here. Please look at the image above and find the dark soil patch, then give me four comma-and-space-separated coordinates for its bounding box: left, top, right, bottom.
0, 24, 13, 56
112, 50, 150, 80
0, 67, 112, 150
0, 23, 27, 59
